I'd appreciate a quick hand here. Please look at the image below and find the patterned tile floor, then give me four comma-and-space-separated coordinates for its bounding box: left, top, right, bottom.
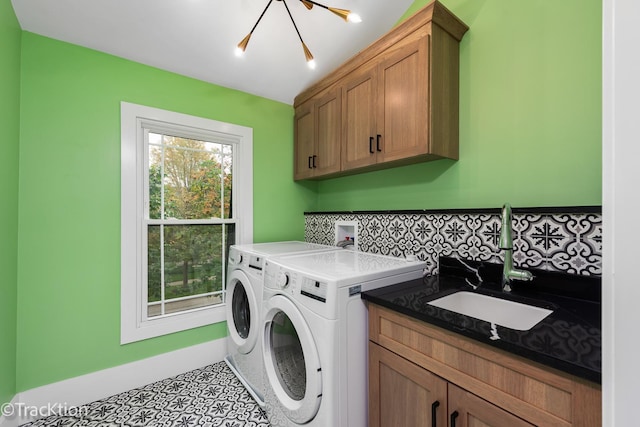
20, 361, 270, 427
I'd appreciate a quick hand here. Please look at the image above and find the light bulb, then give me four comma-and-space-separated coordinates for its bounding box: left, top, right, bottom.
307, 59, 317, 69
348, 12, 362, 23
235, 33, 252, 58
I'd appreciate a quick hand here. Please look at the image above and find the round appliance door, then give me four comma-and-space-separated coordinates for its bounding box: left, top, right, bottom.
226, 269, 259, 354
263, 295, 322, 424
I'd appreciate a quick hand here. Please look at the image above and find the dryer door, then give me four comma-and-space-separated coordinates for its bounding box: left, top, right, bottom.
226, 269, 259, 353
263, 295, 322, 424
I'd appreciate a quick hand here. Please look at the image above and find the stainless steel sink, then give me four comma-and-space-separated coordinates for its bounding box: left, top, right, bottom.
427, 291, 553, 331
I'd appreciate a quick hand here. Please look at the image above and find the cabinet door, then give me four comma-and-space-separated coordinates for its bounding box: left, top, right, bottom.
369, 342, 447, 427
314, 89, 342, 176
342, 66, 377, 170
294, 101, 315, 180
448, 384, 535, 427
377, 37, 430, 163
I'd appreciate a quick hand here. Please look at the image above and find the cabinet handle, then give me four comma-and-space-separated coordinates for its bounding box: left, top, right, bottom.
376, 134, 382, 152
431, 401, 440, 426
312, 155, 317, 168
308, 156, 313, 169
450, 411, 459, 427
369, 136, 375, 154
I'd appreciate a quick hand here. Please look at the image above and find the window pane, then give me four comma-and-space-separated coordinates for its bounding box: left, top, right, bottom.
148, 225, 162, 303
159, 223, 225, 316
148, 144, 163, 220
163, 224, 223, 296
226, 223, 236, 257
150, 135, 232, 220
222, 143, 233, 219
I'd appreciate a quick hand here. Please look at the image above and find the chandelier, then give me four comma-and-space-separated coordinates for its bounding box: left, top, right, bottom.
235, 0, 362, 69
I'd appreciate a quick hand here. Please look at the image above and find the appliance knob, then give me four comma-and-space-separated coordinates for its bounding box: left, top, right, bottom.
277, 272, 290, 289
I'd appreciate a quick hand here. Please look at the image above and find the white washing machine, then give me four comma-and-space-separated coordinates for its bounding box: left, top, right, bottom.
261, 250, 426, 426
225, 241, 339, 407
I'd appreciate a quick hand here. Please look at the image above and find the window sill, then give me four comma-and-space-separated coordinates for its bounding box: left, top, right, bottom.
120, 304, 226, 344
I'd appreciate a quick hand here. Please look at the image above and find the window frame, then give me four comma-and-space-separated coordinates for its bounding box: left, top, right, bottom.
120, 102, 253, 344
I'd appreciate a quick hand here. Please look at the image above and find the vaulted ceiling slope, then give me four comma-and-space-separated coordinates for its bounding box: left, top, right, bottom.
12, 0, 414, 104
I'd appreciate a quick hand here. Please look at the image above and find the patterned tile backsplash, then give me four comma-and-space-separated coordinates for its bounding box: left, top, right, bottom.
304, 208, 602, 276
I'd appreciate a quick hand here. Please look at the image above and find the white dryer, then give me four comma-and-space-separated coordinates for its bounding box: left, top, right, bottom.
225, 241, 339, 407
261, 250, 426, 426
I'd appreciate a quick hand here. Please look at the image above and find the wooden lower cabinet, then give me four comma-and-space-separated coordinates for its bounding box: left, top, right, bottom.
448, 384, 534, 427
370, 342, 534, 427
369, 342, 446, 427
368, 304, 602, 427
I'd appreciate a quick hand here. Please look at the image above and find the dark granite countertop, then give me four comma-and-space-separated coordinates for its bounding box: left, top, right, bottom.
361, 257, 602, 384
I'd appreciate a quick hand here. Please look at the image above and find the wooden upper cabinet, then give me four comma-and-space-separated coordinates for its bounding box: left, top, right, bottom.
315, 90, 342, 176
294, 90, 341, 180
376, 36, 430, 164
293, 0, 468, 180
342, 66, 377, 170
294, 100, 316, 180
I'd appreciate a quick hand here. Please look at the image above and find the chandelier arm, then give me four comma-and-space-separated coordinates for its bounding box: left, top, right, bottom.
282, 0, 306, 44
298, 0, 357, 23
300, 0, 327, 10
249, 0, 275, 34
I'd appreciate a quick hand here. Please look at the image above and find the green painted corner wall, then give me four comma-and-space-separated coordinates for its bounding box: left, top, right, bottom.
314, 0, 602, 211
0, 0, 21, 407
16, 32, 310, 391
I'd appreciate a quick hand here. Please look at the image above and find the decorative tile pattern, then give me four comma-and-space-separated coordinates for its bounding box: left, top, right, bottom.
305, 210, 602, 276
20, 362, 270, 427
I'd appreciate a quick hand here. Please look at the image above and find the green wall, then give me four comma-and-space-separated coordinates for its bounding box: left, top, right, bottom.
0, 0, 21, 407
313, 0, 602, 210
8, 0, 602, 396
16, 32, 311, 392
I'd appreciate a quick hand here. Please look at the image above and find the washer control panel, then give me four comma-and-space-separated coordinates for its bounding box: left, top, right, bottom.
300, 277, 328, 303
264, 261, 328, 304
277, 271, 290, 289
265, 261, 298, 293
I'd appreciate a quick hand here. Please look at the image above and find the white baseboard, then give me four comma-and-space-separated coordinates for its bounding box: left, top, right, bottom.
0, 338, 226, 427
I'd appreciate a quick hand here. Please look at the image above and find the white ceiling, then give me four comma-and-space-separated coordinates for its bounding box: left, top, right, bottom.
11, 0, 415, 104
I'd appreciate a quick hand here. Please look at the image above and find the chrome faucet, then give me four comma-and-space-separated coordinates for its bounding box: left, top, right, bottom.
499, 203, 533, 292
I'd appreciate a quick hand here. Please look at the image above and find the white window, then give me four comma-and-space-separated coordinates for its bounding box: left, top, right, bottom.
120, 102, 253, 344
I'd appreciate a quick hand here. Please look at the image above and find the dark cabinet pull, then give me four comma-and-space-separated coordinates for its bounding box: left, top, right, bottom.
308, 156, 313, 169
312, 155, 317, 168
431, 401, 440, 426
369, 136, 375, 154
450, 410, 459, 427
376, 134, 382, 152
